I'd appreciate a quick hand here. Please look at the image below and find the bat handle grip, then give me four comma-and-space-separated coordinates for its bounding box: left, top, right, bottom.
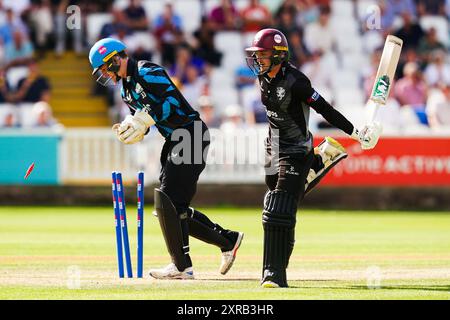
368, 101, 380, 124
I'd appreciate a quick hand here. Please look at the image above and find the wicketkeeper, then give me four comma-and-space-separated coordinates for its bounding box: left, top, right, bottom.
245, 29, 381, 288
89, 38, 244, 279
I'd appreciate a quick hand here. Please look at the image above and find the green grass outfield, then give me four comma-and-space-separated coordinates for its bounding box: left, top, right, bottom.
0, 206, 449, 300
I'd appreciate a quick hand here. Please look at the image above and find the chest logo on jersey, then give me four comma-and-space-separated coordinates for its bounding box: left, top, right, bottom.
135, 83, 146, 98
135, 83, 143, 94
276, 87, 286, 100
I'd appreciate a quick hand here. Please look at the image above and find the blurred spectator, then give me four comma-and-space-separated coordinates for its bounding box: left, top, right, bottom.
55, 0, 84, 57
416, 0, 446, 16
123, 0, 150, 32
14, 59, 50, 103
0, 69, 12, 102
31, 101, 60, 128
28, 0, 52, 59
109, 25, 153, 63
417, 27, 446, 64
131, 44, 153, 62
242, 80, 267, 125
395, 62, 428, 106
85, 0, 112, 12
170, 45, 205, 86
275, 5, 300, 39
154, 2, 182, 30
234, 63, 256, 105
259, 0, 280, 13
154, 2, 184, 67
220, 104, 245, 132
274, 0, 297, 24
2, 0, 30, 16
197, 95, 220, 128
0, 106, 19, 127
191, 17, 222, 66
397, 48, 425, 79
288, 31, 310, 67
426, 84, 450, 128
0, 8, 28, 46
315, 0, 331, 6
3, 29, 33, 68
208, 0, 241, 31
389, 0, 417, 17
423, 49, 450, 88
301, 49, 336, 105
394, 62, 428, 125
0, 2, 4, 23
303, 5, 336, 55
296, 0, 320, 26
99, 9, 130, 39
393, 12, 425, 50
0, 38, 3, 64
382, 0, 417, 33
180, 64, 208, 107
240, 0, 272, 33
111, 24, 136, 50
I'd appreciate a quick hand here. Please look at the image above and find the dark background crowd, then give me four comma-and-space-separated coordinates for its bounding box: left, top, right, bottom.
0, 0, 449, 132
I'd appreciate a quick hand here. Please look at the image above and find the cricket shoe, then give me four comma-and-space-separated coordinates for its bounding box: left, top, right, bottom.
305, 136, 348, 195
261, 281, 280, 288
219, 232, 244, 275
260, 269, 287, 288
148, 263, 194, 280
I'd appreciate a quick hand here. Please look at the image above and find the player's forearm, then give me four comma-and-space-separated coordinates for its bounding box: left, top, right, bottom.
310, 97, 354, 135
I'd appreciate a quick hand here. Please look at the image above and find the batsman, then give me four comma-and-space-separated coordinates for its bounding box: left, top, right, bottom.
89, 38, 244, 279
245, 29, 382, 288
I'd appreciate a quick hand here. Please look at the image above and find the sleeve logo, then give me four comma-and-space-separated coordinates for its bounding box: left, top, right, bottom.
307, 91, 320, 103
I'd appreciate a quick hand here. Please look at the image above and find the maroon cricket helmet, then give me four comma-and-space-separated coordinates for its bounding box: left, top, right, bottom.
245, 28, 289, 75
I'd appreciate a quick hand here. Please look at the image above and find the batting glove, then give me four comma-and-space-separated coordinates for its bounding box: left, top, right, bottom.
351, 122, 382, 150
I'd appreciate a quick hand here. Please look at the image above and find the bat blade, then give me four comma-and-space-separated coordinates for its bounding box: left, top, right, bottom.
370, 35, 403, 106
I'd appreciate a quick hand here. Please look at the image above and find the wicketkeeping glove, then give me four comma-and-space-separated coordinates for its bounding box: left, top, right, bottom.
112, 110, 155, 144
351, 122, 382, 150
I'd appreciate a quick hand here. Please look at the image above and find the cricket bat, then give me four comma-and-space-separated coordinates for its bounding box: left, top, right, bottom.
368, 35, 403, 123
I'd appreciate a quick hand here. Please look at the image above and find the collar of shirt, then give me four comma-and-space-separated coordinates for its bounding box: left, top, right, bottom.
262, 61, 287, 84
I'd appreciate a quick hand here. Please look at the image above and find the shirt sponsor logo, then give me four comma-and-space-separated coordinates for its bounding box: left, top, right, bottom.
266, 110, 278, 118
266, 110, 284, 121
